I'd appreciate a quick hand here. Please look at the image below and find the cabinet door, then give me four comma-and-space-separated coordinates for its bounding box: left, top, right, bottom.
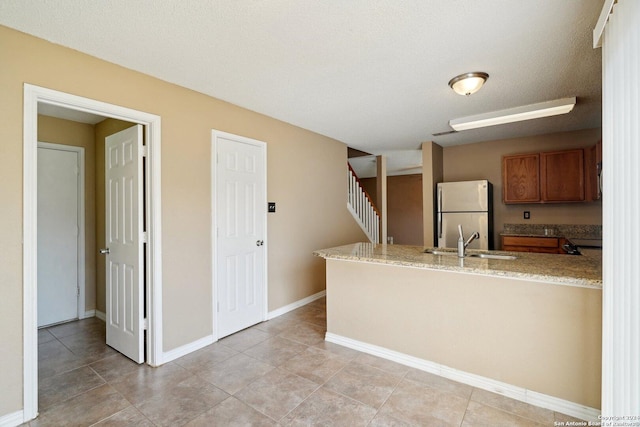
501, 236, 563, 254
540, 149, 585, 202
502, 154, 540, 203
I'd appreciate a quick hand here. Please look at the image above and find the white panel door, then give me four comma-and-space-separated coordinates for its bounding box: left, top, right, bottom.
105, 125, 144, 363
37, 145, 80, 327
215, 132, 266, 339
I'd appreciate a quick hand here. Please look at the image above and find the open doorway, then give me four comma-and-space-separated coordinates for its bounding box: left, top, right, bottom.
23, 84, 163, 422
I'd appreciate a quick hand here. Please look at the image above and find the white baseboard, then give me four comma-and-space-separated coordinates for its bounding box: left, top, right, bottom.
325, 333, 600, 423
82, 309, 96, 319
0, 410, 24, 427
267, 290, 326, 320
162, 335, 215, 364
95, 310, 106, 321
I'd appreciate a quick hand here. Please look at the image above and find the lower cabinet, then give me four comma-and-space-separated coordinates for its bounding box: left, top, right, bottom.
502, 236, 568, 254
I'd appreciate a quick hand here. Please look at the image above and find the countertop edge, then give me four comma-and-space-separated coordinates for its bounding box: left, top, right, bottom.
313, 245, 602, 290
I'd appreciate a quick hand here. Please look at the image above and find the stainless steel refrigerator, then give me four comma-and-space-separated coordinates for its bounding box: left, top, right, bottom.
436, 180, 494, 250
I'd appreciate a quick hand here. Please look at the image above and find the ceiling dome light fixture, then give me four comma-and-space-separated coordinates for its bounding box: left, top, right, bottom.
448, 72, 489, 96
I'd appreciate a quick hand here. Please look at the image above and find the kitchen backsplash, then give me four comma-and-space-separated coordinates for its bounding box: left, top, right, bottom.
502, 223, 602, 239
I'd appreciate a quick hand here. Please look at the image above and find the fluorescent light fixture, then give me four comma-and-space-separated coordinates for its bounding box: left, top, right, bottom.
449, 97, 576, 131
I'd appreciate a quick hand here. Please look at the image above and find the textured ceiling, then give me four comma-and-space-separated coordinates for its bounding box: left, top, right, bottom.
0, 0, 602, 157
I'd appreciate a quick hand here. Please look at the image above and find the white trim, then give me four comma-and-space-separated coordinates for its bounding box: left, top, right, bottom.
95, 310, 106, 322
267, 290, 326, 320
83, 309, 96, 319
593, 0, 616, 48
0, 410, 23, 427
162, 335, 216, 364
211, 130, 268, 340
325, 333, 601, 423
23, 84, 164, 422
37, 142, 86, 323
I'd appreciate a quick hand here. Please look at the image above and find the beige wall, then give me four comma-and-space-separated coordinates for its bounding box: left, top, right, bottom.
0, 25, 365, 417
443, 128, 602, 248
38, 115, 97, 312
326, 259, 602, 408
423, 141, 443, 247
362, 174, 423, 246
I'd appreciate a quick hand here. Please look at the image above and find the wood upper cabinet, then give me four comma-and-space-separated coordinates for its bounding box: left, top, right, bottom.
502, 153, 540, 203
540, 149, 585, 202
503, 147, 593, 204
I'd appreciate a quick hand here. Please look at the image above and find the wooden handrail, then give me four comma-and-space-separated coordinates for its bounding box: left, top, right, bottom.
347, 163, 381, 217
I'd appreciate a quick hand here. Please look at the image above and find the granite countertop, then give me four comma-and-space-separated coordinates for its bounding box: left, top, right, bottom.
314, 243, 602, 289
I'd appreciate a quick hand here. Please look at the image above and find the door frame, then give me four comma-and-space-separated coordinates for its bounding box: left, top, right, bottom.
211, 129, 268, 340
37, 142, 86, 323
23, 84, 163, 421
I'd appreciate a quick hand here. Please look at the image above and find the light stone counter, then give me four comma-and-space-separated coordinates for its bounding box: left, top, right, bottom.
314, 242, 602, 289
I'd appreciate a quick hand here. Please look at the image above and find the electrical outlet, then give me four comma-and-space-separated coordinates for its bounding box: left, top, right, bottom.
268, 202, 276, 213
524, 211, 530, 219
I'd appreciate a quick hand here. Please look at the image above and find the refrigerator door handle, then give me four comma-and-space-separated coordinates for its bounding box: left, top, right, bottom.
438, 187, 443, 239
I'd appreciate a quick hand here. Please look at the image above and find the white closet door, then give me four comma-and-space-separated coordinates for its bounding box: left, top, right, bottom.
37, 145, 80, 327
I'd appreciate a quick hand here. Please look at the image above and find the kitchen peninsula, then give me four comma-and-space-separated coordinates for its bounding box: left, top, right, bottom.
314, 243, 602, 418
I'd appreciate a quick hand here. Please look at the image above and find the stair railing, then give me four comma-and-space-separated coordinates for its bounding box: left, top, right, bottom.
347, 163, 380, 244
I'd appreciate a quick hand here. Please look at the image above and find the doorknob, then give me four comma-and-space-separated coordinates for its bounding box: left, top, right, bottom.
256, 240, 264, 246
99, 248, 110, 254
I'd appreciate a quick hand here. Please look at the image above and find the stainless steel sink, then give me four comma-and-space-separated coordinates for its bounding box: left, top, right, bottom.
424, 249, 458, 256
424, 249, 516, 260
468, 253, 517, 260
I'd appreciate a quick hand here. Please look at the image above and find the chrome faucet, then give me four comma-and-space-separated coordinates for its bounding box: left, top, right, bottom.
457, 225, 480, 258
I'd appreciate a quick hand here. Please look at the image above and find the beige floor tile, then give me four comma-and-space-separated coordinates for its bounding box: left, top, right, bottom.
281, 346, 349, 385
243, 336, 308, 366
47, 317, 105, 339
90, 353, 147, 382
135, 375, 229, 426
470, 388, 555, 424
282, 387, 377, 426
109, 362, 193, 405
462, 400, 546, 426
379, 379, 469, 426
31, 384, 129, 427
277, 321, 326, 346
369, 413, 415, 426
173, 342, 238, 371
219, 327, 272, 352
555, 411, 588, 424
196, 353, 274, 394
404, 368, 473, 399
354, 353, 410, 378
281, 305, 327, 326
252, 316, 300, 335
92, 405, 154, 426
58, 332, 116, 364
33, 313, 566, 427
38, 365, 105, 409
235, 368, 319, 421
312, 340, 362, 359
184, 396, 277, 426
38, 339, 85, 380
324, 361, 401, 409
38, 329, 56, 345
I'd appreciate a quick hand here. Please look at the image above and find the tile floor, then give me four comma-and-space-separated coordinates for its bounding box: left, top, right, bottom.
26, 297, 585, 426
